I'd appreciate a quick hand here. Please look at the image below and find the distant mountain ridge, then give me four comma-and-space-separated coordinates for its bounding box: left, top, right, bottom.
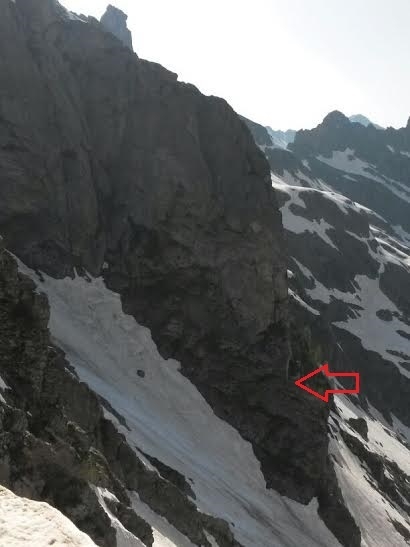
253, 113, 384, 151
266, 127, 297, 149
289, 110, 410, 231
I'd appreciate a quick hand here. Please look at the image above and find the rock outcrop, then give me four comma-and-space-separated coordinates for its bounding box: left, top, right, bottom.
100, 4, 133, 51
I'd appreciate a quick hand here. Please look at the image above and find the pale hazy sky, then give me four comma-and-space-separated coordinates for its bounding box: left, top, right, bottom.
63, 0, 410, 130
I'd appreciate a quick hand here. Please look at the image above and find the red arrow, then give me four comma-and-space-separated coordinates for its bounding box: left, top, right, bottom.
295, 363, 360, 402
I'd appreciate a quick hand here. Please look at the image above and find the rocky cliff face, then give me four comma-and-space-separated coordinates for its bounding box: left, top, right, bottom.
0, 1, 359, 546
100, 4, 133, 51
0, 0, 284, 336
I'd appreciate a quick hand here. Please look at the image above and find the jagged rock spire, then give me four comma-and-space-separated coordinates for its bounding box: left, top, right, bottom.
100, 4, 134, 51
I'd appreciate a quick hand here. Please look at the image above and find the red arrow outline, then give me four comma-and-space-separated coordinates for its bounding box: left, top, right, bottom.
295, 363, 360, 402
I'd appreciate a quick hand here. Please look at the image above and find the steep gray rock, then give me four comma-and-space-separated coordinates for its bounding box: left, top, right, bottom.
100, 4, 133, 51
239, 115, 273, 147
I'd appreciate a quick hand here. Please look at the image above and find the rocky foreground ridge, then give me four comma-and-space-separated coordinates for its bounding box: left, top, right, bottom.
0, 238, 242, 547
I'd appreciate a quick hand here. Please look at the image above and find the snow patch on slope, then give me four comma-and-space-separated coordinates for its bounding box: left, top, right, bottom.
317, 149, 379, 179
329, 396, 410, 547
333, 274, 410, 379
17, 263, 341, 547
392, 415, 410, 446
330, 434, 409, 547
95, 488, 146, 547
272, 174, 367, 217
289, 288, 320, 316
131, 493, 196, 547
0, 374, 9, 404
295, 260, 410, 379
272, 169, 331, 191
0, 486, 96, 546
272, 181, 340, 250
317, 149, 410, 205
393, 225, 410, 247
274, 180, 410, 379
96, 487, 194, 547
335, 397, 410, 475
66, 12, 88, 22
